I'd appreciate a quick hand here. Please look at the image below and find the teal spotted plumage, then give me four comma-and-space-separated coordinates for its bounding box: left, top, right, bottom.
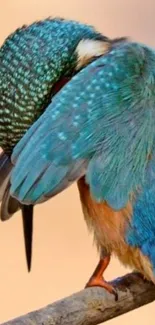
0, 17, 108, 153
0, 17, 109, 271
10, 40, 155, 287
11, 41, 155, 208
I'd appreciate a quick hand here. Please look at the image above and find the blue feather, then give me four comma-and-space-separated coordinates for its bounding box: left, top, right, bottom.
126, 153, 155, 268
10, 41, 155, 207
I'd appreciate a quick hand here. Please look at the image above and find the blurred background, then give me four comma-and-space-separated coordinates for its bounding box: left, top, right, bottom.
0, 0, 155, 324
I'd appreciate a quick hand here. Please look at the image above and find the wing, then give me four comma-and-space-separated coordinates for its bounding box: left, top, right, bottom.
10, 41, 155, 208
125, 152, 155, 270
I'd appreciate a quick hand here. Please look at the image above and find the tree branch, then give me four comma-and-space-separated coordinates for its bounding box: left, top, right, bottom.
2, 272, 155, 325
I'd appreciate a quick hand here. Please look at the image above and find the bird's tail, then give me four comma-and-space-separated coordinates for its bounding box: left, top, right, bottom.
0, 150, 33, 272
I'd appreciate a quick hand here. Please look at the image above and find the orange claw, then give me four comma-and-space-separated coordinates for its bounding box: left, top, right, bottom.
85, 256, 118, 301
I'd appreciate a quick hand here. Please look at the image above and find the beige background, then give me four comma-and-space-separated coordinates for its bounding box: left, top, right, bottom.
0, 0, 155, 323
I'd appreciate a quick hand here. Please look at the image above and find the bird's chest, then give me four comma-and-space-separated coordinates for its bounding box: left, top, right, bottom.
77, 177, 154, 282
77, 177, 132, 253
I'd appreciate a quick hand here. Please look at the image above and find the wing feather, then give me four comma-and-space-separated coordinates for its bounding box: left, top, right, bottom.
11, 41, 155, 208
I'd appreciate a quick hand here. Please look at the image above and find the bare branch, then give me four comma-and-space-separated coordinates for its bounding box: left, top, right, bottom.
2, 272, 155, 325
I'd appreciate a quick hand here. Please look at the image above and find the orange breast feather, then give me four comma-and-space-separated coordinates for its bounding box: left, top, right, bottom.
77, 177, 154, 282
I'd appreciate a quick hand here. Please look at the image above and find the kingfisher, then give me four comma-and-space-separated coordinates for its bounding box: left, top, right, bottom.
9, 38, 155, 298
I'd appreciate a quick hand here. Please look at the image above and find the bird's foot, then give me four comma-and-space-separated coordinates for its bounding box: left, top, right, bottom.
84, 256, 118, 300
85, 276, 118, 300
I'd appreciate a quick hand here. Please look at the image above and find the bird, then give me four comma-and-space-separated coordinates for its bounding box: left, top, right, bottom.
9, 38, 155, 299
0, 17, 114, 272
